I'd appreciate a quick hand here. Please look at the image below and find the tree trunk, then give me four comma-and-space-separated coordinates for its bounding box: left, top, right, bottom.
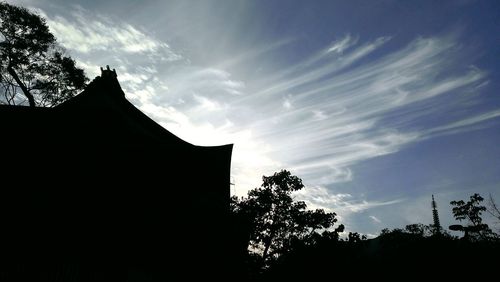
7, 65, 35, 107
262, 214, 278, 261
262, 231, 273, 261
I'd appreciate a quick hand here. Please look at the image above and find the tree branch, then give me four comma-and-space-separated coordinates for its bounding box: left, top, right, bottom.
7, 64, 35, 107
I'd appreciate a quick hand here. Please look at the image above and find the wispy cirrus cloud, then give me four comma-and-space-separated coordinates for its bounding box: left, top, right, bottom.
248, 35, 391, 99
423, 109, 500, 139
35, 4, 500, 224
213, 33, 497, 228
38, 8, 180, 61
369, 215, 382, 224
327, 34, 358, 54
294, 185, 403, 221
36, 5, 279, 197
234, 35, 492, 191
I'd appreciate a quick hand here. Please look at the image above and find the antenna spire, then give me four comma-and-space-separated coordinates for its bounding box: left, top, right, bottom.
432, 195, 442, 235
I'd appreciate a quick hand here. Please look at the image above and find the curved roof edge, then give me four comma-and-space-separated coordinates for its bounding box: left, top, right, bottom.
56, 66, 233, 149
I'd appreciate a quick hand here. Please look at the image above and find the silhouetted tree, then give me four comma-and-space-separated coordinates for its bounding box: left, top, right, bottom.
380, 224, 449, 239
347, 232, 366, 243
0, 2, 87, 107
231, 170, 342, 266
450, 193, 496, 241
380, 228, 391, 236
487, 194, 500, 232
405, 223, 432, 237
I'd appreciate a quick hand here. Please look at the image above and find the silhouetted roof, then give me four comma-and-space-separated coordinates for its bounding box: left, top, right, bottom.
0, 66, 233, 278
53, 66, 228, 149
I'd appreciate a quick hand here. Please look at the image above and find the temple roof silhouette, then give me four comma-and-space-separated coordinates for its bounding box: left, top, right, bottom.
54, 66, 192, 146
0, 66, 233, 279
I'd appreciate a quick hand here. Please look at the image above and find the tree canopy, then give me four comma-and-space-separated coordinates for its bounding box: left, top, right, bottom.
450, 193, 496, 241
230, 170, 343, 266
0, 1, 87, 107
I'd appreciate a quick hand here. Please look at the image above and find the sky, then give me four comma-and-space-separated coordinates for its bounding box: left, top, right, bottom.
10, 0, 500, 237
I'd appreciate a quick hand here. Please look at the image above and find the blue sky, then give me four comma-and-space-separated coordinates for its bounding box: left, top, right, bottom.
12, 0, 500, 236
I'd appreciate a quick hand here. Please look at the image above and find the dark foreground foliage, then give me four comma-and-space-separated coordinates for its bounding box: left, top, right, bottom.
230, 172, 500, 281
257, 234, 500, 280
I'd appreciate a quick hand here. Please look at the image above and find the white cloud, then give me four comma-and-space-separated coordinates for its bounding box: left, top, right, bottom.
74, 59, 100, 78
282, 97, 293, 110
250, 36, 391, 99
295, 185, 402, 214
327, 34, 358, 54
35, 3, 500, 223
235, 34, 495, 190
38, 8, 181, 61
312, 110, 328, 121
119, 71, 149, 85
294, 185, 352, 211
193, 95, 224, 112
369, 215, 382, 223
423, 109, 500, 138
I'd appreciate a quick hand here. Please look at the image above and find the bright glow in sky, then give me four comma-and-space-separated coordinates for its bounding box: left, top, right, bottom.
12, 0, 500, 236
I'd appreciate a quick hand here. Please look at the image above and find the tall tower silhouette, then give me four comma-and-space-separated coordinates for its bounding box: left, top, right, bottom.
432, 195, 442, 235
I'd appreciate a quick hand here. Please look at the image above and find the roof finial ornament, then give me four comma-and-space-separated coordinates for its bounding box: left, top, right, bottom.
100, 65, 117, 78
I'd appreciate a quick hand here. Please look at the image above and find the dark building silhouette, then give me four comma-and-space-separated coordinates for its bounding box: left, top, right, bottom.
0, 67, 233, 280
